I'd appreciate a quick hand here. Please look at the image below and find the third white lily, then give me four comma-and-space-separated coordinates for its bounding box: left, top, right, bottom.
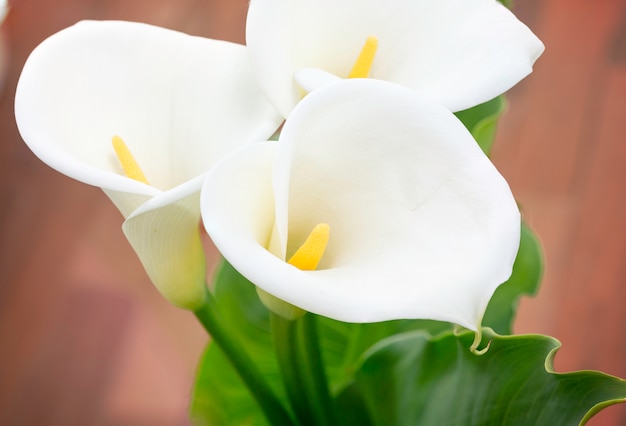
246, 0, 544, 117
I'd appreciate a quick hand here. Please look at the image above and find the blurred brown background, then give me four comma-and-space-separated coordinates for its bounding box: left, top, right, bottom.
0, 0, 624, 424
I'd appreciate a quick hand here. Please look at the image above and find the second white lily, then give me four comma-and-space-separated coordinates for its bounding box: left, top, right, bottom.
15, 20, 282, 310
201, 79, 520, 330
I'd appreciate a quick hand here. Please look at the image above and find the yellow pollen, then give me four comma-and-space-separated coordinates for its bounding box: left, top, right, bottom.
348, 36, 379, 79
287, 223, 330, 271
112, 135, 149, 184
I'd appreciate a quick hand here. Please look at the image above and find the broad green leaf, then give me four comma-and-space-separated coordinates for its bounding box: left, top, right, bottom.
318, 317, 451, 393
344, 328, 626, 426
191, 343, 270, 426
482, 222, 543, 334
455, 95, 506, 155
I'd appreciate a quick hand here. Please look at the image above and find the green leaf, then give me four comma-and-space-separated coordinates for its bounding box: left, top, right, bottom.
345, 328, 626, 426
455, 96, 507, 155
482, 222, 544, 334
317, 317, 452, 393
191, 343, 270, 426
192, 261, 624, 425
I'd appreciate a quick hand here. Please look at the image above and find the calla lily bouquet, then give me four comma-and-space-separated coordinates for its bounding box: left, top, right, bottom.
14, 0, 626, 424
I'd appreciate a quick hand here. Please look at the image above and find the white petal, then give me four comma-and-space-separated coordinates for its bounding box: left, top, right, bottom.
202, 142, 278, 254
16, 20, 281, 202
201, 141, 282, 275
203, 79, 520, 329
101, 189, 154, 219
246, 0, 544, 114
294, 68, 342, 95
123, 176, 208, 310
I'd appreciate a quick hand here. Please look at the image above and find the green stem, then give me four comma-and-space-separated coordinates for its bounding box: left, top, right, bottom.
194, 292, 295, 426
271, 312, 313, 425
271, 312, 337, 426
299, 313, 337, 426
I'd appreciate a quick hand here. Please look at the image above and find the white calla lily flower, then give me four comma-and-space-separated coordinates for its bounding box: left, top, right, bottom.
15, 20, 282, 310
201, 79, 520, 330
246, 0, 545, 117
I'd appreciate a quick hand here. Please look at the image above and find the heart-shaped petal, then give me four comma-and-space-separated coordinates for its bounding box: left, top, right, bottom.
202, 79, 520, 329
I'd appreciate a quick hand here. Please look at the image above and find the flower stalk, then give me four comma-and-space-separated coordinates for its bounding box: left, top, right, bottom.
194, 291, 296, 426
271, 312, 336, 426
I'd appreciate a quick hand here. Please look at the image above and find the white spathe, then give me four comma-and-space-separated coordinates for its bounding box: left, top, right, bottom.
246, 0, 545, 117
15, 20, 282, 310
201, 79, 521, 330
